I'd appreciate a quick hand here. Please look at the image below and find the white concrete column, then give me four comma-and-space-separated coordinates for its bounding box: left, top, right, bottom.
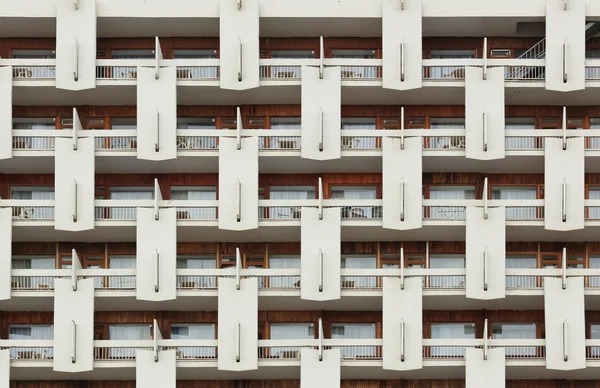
0, 208, 12, 301
544, 137, 584, 231
0, 66, 12, 160
465, 348, 505, 388
300, 348, 340, 388
56, 0, 97, 90
136, 323, 176, 388
545, 0, 585, 91
382, 0, 423, 90
0, 349, 9, 388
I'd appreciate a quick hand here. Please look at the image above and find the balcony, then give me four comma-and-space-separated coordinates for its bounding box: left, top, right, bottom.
5, 267, 600, 312
8, 129, 600, 174
4, 338, 600, 380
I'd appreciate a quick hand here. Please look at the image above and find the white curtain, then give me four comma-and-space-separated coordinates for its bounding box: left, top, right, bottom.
12, 256, 55, 290
429, 121, 465, 149
10, 325, 54, 359
171, 324, 215, 358
270, 323, 314, 358
505, 121, 536, 150
269, 187, 314, 219
589, 188, 600, 220
332, 186, 377, 219
177, 257, 216, 288
341, 120, 376, 149
429, 50, 474, 79
491, 187, 537, 220
590, 120, 600, 150
171, 189, 217, 220
506, 256, 537, 288
269, 256, 301, 288
431, 323, 474, 357
109, 256, 136, 289
342, 256, 376, 288
174, 52, 218, 79
429, 256, 465, 288
110, 189, 153, 220
11, 189, 55, 219
332, 324, 376, 358
429, 187, 473, 220
492, 323, 537, 357
108, 324, 152, 359
590, 256, 600, 288
270, 119, 302, 149
14, 121, 55, 150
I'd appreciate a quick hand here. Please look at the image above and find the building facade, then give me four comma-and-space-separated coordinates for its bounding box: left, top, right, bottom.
2, 0, 600, 387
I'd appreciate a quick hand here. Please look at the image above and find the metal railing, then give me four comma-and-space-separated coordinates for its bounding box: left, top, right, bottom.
423, 339, 545, 359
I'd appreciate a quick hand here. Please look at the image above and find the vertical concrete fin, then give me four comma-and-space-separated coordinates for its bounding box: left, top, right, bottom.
136, 207, 177, 301
544, 277, 586, 370
219, 0, 259, 90
382, 137, 423, 230
465, 66, 505, 160
545, 0, 585, 91
54, 137, 95, 231
0, 66, 12, 160
0, 208, 12, 300
56, 0, 97, 90
466, 206, 506, 300
383, 277, 423, 370
301, 207, 341, 301
0, 349, 9, 388
544, 137, 584, 231
136, 349, 176, 388
382, 0, 422, 90
136, 66, 177, 161
53, 278, 94, 372
465, 348, 505, 388
301, 66, 341, 160
218, 137, 259, 230
300, 348, 340, 388
218, 277, 258, 371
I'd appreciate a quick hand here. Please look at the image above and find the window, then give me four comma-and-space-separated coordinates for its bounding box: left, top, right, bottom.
13, 118, 55, 129
490, 49, 511, 57
12, 50, 55, 59
174, 50, 218, 79
269, 256, 301, 288
109, 187, 153, 220
173, 50, 217, 59
331, 323, 376, 358
171, 324, 216, 359
428, 185, 474, 220
11, 187, 55, 220
429, 255, 465, 288
269, 117, 301, 150
429, 50, 474, 79
429, 118, 465, 149
341, 256, 377, 288
176, 118, 217, 149
341, 118, 377, 149
108, 324, 152, 359
268, 186, 314, 219
171, 186, 217, 220
108, 255, 136, 289
591, 119, 600, 149
177, 256, 217, 289
111, 118, 136, 129
506, 255, 537, 288
430, 323, 474, 357
267, 50, 313, 79
505, 118, 536, 150
177, 118, 216, 129
111, 50, 154, 59
332, 186, 378, 219
269, 323, 314, 358
491, 186, 538, 220
430, 50, 475, 59
590, 256, 600, 287
271, 50, 315, 59
11, 256, 55, 289
10, 324, 54, 359
332, 49, 376, 59
100, 118, 137, 150
492, 323, 537, 357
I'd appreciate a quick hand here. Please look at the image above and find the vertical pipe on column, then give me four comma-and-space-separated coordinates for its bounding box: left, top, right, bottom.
562, 179, 567, 222
237, 38, 243, 82
73, 38, 79, 82
154, 249, 160, 293
483, 247, 489, 291
563, 319, 569, 361
400, 41, 405, 82
71, 320, 77, 363
236, 179, 242, 222
235, 321, 241, 362
400, 318, 405, 362
318, 249, 324, 292
400, 247, 405, 290
400, 178, 405, 222
72, 179, 78, 222
318, 107, 324, 152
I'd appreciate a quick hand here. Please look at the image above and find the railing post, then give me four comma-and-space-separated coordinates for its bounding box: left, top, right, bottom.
482, 37, 488, 80
562, 106, 567, 150
562, 247, 567, 290
563, 319, 568, 361
235, 247, 241, 291
236, 107, 242, 150
482, 108, 488, 152
562, 40, 568, 84
235, 320, 241, 362
318, 248, 324, 292
483, 319, 488, 361
72, 107, 79, 151
318, 318, 324, 361
564, 0, 568, 10
154, 36, 160, 80
400, 106, 405, 150
319, 36, 324, 80
318, 177, 323, 220
237, 0, 242, 10
400, 247, 405, 290
154, 178, 160, 221
155, 109, 160, 152
72, 178, 78, 223
153, 320, 159, 362
71, 320, 77, 363
154, 249, 160, 292
237, 37, 243, 82
400, 41, 405, 82
72, 248, 78, 292
483, 247, 489, 291
562, 178, 567, 222
400, 318, 405, 362
318, 106, 324, 152
73, 38, 79, 82
483, 177, 488, 220
73, 0, 79, 10
400, 178, 405, 222
236, 179, 242, 222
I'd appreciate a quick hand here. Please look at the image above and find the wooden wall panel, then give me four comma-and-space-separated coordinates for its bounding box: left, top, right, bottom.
506, 242, 538, 253
12, 242, 55, 255
429, 242, 465, 254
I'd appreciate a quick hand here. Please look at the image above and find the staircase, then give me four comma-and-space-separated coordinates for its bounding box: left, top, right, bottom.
508, 22, 600, 80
